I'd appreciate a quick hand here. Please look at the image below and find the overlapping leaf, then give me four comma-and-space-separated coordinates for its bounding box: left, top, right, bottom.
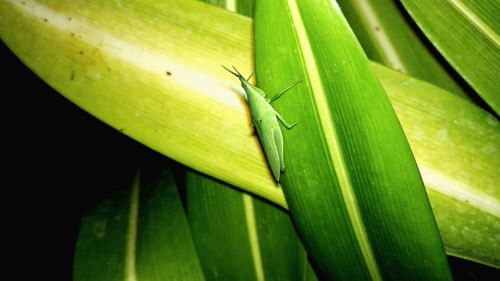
186, 171, 317, 281
253, 0, 451, 279
337, 0, 467, 98
400, 0, 500, 115
74, 160, 205, 281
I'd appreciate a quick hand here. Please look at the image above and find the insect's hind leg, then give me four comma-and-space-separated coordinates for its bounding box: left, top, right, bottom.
275, 111, 299, 129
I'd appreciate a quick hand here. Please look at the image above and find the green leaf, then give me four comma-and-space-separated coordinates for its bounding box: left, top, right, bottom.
252, 196, 318, 281
336, 0, 467, 98
253, 0, 451, 280
73, 176, 134, 281
73, 160, 205, 281
186, 172, 260, 281
400, 0, 500, 115
186, 171, 317, 281
136, 162, 206, 280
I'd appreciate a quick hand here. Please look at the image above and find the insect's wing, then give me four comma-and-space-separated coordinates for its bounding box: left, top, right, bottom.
257, 118, 282, 182
273, 124, 285, 172
264, 131, 281, 182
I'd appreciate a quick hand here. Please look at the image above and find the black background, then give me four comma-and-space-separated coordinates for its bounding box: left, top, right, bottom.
1, 39, 498, 280
2, 40, 144, 280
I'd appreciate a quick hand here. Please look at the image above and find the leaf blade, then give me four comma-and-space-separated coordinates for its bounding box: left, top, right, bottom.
281, 0, 381, 278
337, 0, 468, 98
73, 160, 206, 281
254, 0, 451, 279
136, 164, 206, 281
400, 0, 500, 114
186, 171, 316, 281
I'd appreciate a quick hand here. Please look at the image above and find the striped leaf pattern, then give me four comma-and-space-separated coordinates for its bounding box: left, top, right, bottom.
400, 0, 500, 115
74, 161, 205, 281
336, 0, 467, 98
186, 171, 317, 281
254, 0, 451, 279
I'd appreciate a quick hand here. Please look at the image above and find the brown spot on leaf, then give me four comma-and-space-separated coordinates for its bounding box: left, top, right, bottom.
43, 18, 48, 23
166, 71, 172, 76
374, 25, 380, 31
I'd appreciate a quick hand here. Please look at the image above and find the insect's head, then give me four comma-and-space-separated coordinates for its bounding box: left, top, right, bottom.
222, 65, 254, 87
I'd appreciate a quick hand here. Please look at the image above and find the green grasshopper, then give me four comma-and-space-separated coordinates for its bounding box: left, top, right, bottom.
223, 66, 299, 182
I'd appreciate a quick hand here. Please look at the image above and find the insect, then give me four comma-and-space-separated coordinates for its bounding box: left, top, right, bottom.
222, 65, 299, 182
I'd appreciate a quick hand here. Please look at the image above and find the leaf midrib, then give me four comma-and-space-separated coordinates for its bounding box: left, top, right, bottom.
125, 170, 140, 281
285, 0, 382, 279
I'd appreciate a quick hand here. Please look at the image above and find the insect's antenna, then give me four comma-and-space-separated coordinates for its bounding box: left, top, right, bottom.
221, 65, 240, 78
246, 72, 254, 82
232, 66, 245, 78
